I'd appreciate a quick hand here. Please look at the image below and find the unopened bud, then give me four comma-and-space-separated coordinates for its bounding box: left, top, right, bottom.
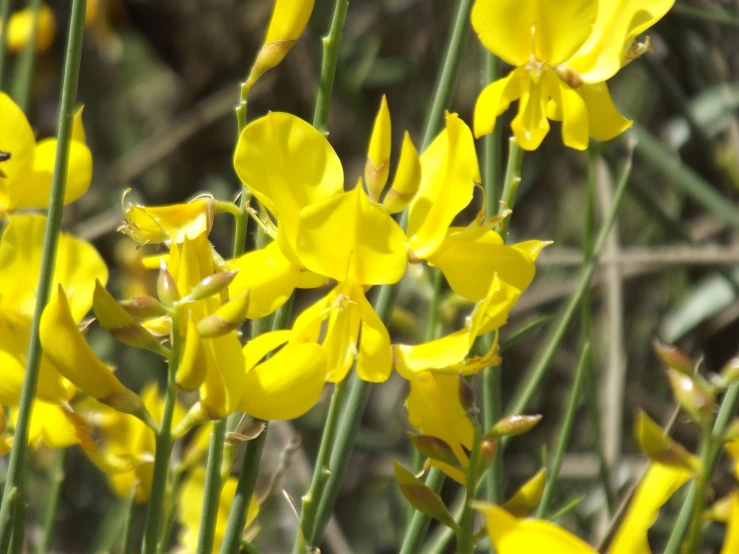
196, 289, 251, 338
365, 95, 391, 202
487, 414, 543, 438
458, 374, 478, 419
93, 281, 168, 356
120, 296, 167, 319
720, 356, 739, 387
407, 433, 460, 468
100, 390, 149, 418
393, 460, 459, 532
177, 317, 207, 391
157, 261, 180, 307
653, 339, 694, 375
185, 270, 239, 303
383, 132, 421, 215
477, 439, 498, 473
634, 409, 697, 471
665, 368, 715, 423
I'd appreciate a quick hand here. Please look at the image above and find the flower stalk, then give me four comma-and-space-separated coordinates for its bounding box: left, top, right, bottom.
0, 0, 88, 547
456, 426, 482, 554
194, 420, 228, 554
38, 449, 65, 554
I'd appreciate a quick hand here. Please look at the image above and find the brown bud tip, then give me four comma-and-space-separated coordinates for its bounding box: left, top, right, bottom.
157, 261, 180, 307
120, 296, 167, 319
653, 339, 694, 375
665, 368, 715, 423
196, 315, 237, 339
407, 433, 460, 468
457, 374, 478, 419
477, 439, 498, 472
487, 414, 543, 438
187, 270, 239, 303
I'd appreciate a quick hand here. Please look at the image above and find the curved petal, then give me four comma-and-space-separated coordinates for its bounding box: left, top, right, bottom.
722, 493, 739, 554
553, 78, 589, 150
323, 285, 361, 383
121, 199, 214, 245
408, 113, 480, 259
471, 0, 534, 66
382, 132, 421, 215
580, 82, 632, 142
502, 468, 547, 518
264, 0, 315, 42
0, 93, 36, 210
532, 0, 597, 64
20, 400, 78, 449
297, 184, 407, 285
239, 343, 327, 420
473, 69, 524, 139
511, 70, 555, 151
565, 0, 676, 83
234, 112, 343, 263
475, 502, 597, 553
356, 287, 392, 383
199, 331, 245, 419
243, 330, 292, 371
365, 95, 392, 202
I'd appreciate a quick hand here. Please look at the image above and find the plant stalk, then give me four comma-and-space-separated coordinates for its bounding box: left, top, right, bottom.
456, 428, 482, 554
195, 420, 228, 554
0, 0, 88, 546
0, 0, 13, 88
9, 0, 42, 111
38, 448, 65, 554
312, 0, 348, 135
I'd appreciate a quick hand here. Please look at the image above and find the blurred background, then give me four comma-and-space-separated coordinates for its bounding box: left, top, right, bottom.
5, 0, 739, 552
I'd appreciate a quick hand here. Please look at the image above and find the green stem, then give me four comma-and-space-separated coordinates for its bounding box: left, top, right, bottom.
0, 0, 88, 547
38, 449, 65, 554
456, 428, 482, 554
156, 469, 184, 554
0, 0, 13, 88
398, 469, 445, 554
121, 491, 137, 554
195, 420, 228, 554
664, 383, 739, 553
141, 309, 182, 554
9, 494, 23, 554
312, 0, 349, 135
297, 379, 348, 552
536, 343, 591, 518
10, 0, 42, 111
498, 139, 524, 241
481, 51, 501, 214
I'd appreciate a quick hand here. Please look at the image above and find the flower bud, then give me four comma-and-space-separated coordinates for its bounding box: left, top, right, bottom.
665, 368, 715, 423
365, 95, 391, 202
383, 132, 421, 215
502, 468, 547, 518
196, 290, 251, 338
120, 296, 167, 319
185, 270, 239, 303
486, 414, 543, 439
458, 374, 478, 420
100, 390, 149, 421
634, 409, 697, 471
157, 261, 179, 307
393, 460, 459, 532
653, 339, 694, 375
93, 281, 168, 356
407, 433, 460, 468
477, 439, 498, 474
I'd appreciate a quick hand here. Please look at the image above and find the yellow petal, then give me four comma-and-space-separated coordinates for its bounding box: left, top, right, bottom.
264, 0, 315, 42
565, 0, 676, 83
511, 70, 555, 151
475, 502, 597, 553
530, 0, 597, 65
406, 372, 472, 483
502, 468, 547, 518
0, 92, 36, 210
470, 0, 534, 66
71, 105, 87, 143
0, 214, 108, 322
323, 285, 362, 382
12, 137, 93, 209
355, 285, 392, 383
473, 69, 524, 139
580, 82, 632, 142
722, 493, 739, 554
394, 328, 473, 380
239, 343, 327, 420
234, 112, 343, 263
121, 199, 214, 245
427, 229, 545, 302
228, 241, 301, 319
609, 463, 692, 554
365, 95, 392, 202
198, 331, 246, 419
40, 285, 141, 414
407, 113, 480, 259
177, 316, 208, 391
243, 330, 292, 370
382, 132, 421, 214
297, 184, 407, 285
17, 400, 78, 449
6, 5, 56, 53
553, 79, 589, 150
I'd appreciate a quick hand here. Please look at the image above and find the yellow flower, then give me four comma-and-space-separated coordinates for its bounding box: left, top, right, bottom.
0, 93, 92, 211
474, 502, 598, 553
0, 214, 107, 406
9, 399, 79, 450
178, 468, 260, 553
120, 197, 216, 246
1, 5, 56, 53
365, 95, 392, 202
472, 0, 674, 149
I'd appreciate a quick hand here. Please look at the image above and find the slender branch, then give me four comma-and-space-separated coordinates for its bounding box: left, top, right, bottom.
456, 427, 482, 554
37, 449, 65, 554
0, 0, 88, 546
9, 0, 42, 111
121, 491, 137, 554
195, 420, 228, 554
312, 0, 349, 135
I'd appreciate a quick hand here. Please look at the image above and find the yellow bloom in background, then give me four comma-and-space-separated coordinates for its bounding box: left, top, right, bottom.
0, 5, 56, 53
0, 94, 92, 211
178, 468, 260, 553
472, 0, 674, 150
474, 502, 598, 553
9, 399, 78, 450
0, 214, 107, 407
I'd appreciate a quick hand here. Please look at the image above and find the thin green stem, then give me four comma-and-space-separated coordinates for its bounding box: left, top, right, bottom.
312, 0, 348, 135
419, 0, 474, 150
121, 491, 137, 554
0, 0, 13, 88
664, 383, 739, 553
141, 309, 182, 554
456, 428, 482, 554
10, 0, 43, 111
0, 0, 88, 547
536, 342, 591, 518
297, 379, 348, 552
195, 420, 228, 554
9, 493, 23, 554
157, 469, 184, 554
38, 449, 65, 554
482, 51, 501, 214
498, 138, 524, 241
398, 469, 445, 554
